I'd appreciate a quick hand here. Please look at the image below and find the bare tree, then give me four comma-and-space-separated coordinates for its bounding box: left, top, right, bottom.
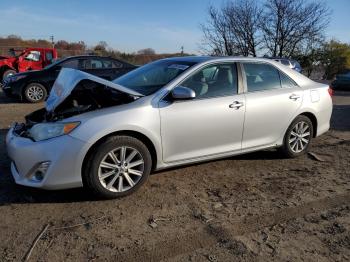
200, 0, 262, 56
261, 0, 330, 57
200, 6, 231, 55
224, 0, 262, 56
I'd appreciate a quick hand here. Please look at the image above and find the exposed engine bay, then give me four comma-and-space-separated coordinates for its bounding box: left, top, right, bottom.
26, 80, 137, 124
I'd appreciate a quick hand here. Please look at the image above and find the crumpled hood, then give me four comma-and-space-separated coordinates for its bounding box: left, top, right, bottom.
46, 68, 143, 112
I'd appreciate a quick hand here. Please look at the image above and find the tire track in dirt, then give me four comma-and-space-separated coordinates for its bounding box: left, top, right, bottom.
118, 193, 350, 261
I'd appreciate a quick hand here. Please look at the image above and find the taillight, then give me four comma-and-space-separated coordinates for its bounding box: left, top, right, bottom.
328, 87, 334, 97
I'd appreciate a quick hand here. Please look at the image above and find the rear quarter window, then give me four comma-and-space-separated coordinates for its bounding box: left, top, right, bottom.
280, 72, 299, 88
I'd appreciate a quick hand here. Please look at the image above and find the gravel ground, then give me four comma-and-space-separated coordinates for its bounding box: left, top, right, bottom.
0, 89, 349, 261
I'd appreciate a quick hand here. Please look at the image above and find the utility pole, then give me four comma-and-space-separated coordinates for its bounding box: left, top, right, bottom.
50, 35, 55, 48
180, 46, 184, 56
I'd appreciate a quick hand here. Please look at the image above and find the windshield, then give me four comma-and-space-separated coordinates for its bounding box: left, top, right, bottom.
113, 60, 196, 95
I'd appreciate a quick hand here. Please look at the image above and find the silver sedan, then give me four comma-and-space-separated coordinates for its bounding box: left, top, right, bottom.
6, 56, 333, 198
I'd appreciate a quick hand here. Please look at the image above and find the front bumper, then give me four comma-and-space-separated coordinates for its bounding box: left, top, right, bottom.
6, 127, 88, 189
2, 80, 23, 98
2, 84, 13, 96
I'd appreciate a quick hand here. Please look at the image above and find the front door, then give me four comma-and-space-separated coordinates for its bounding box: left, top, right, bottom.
18, 50, 43, 72
160, 63, 245, 163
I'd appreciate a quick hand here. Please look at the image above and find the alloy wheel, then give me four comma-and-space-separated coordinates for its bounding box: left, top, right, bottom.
98, 146, 145, 192
27, 85, 44, 101
6, 72, 14, 78
288, 121, 311, 153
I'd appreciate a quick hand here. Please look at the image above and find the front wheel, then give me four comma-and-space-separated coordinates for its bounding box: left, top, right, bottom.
3, 69, 17, 79
83, 136, 152, 199
24, 83, 47, 103
280, 115, 314, 158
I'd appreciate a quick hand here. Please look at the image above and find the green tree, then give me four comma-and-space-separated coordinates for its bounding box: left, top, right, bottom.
320, 40, 350, 79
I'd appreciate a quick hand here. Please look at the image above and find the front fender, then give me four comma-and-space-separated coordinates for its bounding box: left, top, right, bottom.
68, 105, 163, 171
0, 64, 16, 73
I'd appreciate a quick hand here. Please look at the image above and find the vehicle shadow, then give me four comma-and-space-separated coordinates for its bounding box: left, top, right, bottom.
0, 166, 97, 206
331, 105, 350, 131
0, 94, 19, 104
153, 148, 284, 177
0, 88, 26, 104
334, 91, 350, 97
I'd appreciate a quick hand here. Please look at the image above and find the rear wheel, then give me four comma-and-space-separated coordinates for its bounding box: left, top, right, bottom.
24, 83, 47, 103
280, 115, 313, 158
3, 69, 16, 79
83, 136, 152, 199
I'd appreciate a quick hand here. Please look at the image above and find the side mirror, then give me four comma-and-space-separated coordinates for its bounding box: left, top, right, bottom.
171, 86, 196, 100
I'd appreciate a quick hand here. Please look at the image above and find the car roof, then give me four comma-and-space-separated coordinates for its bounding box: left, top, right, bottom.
161, 56, 214, 63
62, 55, 121, 60
56, 55, 135, 66
25, 47, 55, 51
268, 57, 291, 60
161, 56, 282, 64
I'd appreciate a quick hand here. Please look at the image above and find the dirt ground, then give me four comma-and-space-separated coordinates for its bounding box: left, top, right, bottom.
0, 89, 349, 262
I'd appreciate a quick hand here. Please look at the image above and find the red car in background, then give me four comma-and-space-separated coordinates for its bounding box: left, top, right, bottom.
0, 47, 57, 81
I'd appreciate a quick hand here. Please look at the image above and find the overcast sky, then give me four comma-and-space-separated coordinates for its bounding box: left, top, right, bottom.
0, 0, 348, 54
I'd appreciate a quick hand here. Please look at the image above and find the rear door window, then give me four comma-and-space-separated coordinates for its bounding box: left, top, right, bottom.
113, 61, 123, 68
243, 63, 281, 92
103, 59, 122, 68
45, 51, 53, 62
83, 59, 104, 69
243, 62, 299, 91
103, 60, 113, 68
61, 59, 79, 69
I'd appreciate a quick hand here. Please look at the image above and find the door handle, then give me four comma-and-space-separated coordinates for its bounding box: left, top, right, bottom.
229, 101, 244, 109
289, 94, 300, 100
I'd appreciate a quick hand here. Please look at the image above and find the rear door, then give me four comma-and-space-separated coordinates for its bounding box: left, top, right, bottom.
240, 62, 303, 149
43, 50, 54, 67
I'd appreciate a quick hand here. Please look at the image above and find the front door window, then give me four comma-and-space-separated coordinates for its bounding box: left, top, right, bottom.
180, 63, 238, 98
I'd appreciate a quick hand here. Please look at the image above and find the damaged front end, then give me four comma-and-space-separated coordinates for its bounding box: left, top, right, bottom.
14, 68, 143, 140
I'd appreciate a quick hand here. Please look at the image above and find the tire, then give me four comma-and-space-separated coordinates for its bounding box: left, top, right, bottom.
279, 115, 314, 158
83, 136, 152, 199
23, 83, 47, 103
3, 69, 16, 79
